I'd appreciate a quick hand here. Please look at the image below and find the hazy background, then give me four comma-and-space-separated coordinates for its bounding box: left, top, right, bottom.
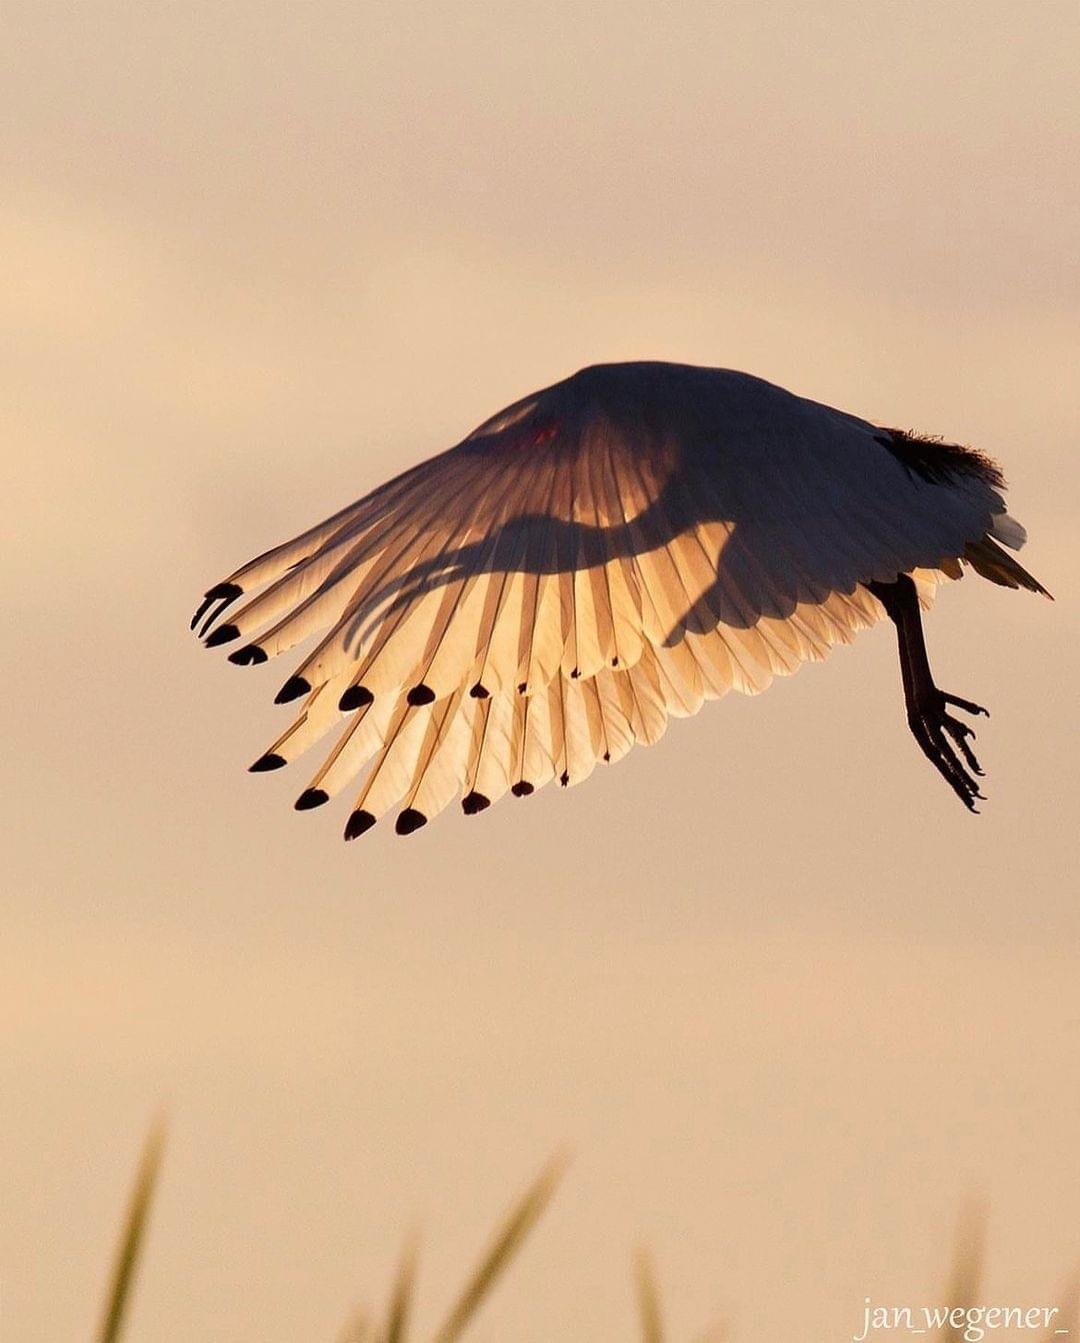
3, 1, 1077, 1337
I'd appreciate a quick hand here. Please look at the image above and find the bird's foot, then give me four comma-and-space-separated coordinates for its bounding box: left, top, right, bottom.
906, 689, 989, 812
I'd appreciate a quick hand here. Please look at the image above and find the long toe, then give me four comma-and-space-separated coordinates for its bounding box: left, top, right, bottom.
909, 696, 987, 811
941, 713, 984, 776
943, 691, 989, 718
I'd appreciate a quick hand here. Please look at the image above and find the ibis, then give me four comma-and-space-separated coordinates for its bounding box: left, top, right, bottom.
192, 362, 1049, 837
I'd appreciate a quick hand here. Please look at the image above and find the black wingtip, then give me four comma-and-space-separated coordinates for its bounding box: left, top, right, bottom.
294, 787, 329, 811
228, 644, 268, 666
206, 623, 241, 648
191, 583, 243, 632
511, 781, 534, 797
275, 675, 311, 705
344, 809, 376, 840
469, 683, 490, 700
395, 807, 428, 835
461, 791, 491, 815
339, 685, 374, 712
249, 752, 286, 773
559, 770, 569, 787
406, 684, 436, 706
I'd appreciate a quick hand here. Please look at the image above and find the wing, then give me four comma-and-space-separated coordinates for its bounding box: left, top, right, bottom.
193, 361, 1030, 837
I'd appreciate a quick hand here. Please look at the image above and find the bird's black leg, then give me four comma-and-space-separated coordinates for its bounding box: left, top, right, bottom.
867, 575, 989, 811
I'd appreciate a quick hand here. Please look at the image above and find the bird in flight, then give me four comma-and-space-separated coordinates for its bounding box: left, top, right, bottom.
192, 361, 1049, 838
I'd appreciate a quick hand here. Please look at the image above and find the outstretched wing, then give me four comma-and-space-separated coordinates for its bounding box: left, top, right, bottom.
193, 361, 1026, 836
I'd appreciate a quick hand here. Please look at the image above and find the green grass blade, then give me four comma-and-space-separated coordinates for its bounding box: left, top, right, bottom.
431, 1155, 565, 1343
96, 1116, 167, 1343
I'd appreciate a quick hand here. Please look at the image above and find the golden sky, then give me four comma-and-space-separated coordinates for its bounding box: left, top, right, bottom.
2, 1, 1077, 1337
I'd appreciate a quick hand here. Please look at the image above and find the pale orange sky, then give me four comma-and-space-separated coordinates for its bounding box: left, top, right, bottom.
2, 1, 1078, 1339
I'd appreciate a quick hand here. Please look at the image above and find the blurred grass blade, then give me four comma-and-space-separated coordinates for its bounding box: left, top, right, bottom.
634, 1248, 664, 1343
336, 1306, 375, 1343
96, 1116, 167, 1343
431, 1155, 565, 1343
382, 1234, 419, 1343
1045, 1272, 1079, 1340
943, 1197, 986, 1343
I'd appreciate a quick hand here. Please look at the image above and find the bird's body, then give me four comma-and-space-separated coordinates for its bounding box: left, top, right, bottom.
193, 362, 1048, 836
